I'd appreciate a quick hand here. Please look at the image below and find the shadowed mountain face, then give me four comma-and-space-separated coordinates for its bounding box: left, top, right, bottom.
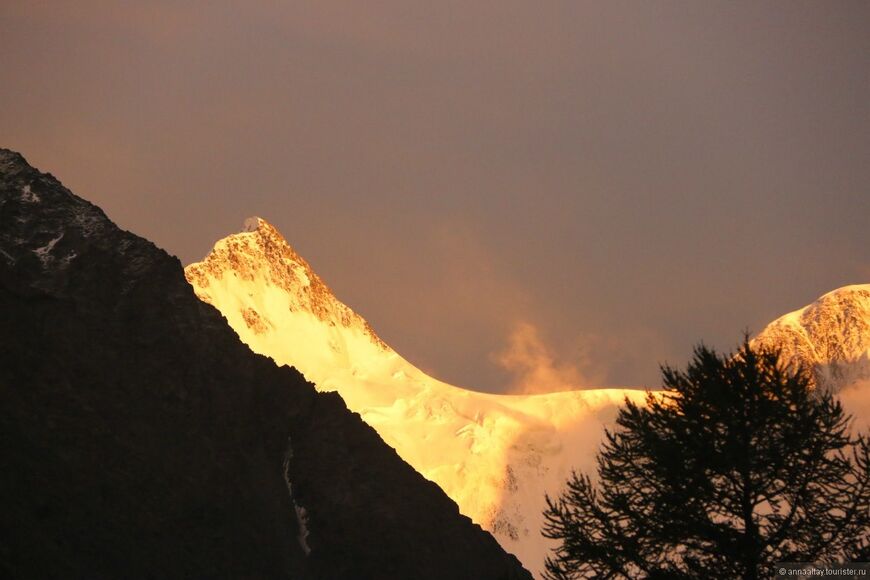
0, 149, 530, 580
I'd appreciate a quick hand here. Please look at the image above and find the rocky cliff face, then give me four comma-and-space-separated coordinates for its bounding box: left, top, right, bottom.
0, 149, 530, 580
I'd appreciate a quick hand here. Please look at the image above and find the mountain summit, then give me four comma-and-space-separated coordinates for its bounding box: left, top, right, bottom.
187, 217, 651, 575
185, 217, 419, 397
189, 216, 376, 333
754, 284, 870, 391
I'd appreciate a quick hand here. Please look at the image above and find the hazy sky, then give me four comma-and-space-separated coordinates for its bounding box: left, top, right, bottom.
2, 1, 868, 393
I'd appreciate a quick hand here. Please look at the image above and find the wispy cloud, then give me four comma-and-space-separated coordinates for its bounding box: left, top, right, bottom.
493, 320, 670, 393
494, 321, 599, 394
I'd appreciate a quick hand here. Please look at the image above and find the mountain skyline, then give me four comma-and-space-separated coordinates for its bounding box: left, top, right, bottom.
3, 148, 867, 576
185, 214, 870, 575
4, 2, 869, 576
3, 1, 868, 393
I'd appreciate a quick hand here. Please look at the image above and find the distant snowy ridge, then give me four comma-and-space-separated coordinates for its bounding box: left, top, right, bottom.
753, 284, 870, 392
185, 218, 649, 575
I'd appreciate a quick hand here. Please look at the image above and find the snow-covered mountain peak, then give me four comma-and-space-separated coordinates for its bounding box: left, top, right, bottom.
185, 219, 651, 575
753, 284, 870, 391
185, 218, 388, 355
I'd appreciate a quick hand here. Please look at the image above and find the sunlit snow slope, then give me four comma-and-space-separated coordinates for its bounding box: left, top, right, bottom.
185, 218, 648, 575
753, 284, 870, 430
753, 285, 870, 392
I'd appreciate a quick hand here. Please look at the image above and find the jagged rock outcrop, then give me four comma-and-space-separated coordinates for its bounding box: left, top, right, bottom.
0, 149, 530, 580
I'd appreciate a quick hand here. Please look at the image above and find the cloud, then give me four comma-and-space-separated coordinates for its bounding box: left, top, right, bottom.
492, 320, 670, 393
493, 321, 601, 394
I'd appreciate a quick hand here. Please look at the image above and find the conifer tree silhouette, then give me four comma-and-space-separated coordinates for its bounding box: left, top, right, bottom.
543, 339, 870, 579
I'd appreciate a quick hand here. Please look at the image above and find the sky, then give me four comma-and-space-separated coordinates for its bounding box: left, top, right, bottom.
2, 1, 868, 393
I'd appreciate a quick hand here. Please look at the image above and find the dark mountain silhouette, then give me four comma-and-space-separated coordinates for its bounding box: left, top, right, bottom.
0, 149, 531, 580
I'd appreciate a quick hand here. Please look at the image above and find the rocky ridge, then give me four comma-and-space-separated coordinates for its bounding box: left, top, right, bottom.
0, 149, 530, 580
